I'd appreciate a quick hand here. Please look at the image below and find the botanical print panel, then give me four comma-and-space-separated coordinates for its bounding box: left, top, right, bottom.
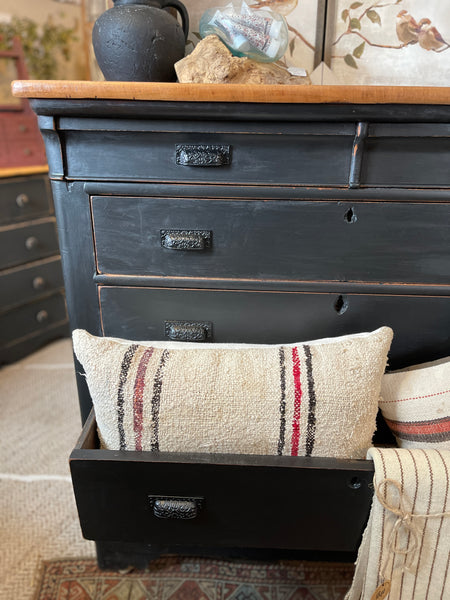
325, 0, 450, 85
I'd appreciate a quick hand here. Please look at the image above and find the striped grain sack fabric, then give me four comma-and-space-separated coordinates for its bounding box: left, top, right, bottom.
380, 357, 450, 449
72, 327, 392, 458
345, 448, 450, 600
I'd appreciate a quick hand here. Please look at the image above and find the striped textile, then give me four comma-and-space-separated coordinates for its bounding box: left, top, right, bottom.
381, 357, 450, 449
346, 448, 450, 600
72, 327, 392, 458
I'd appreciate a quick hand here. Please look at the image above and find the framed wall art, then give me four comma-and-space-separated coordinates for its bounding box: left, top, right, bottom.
323, 0, 450, 85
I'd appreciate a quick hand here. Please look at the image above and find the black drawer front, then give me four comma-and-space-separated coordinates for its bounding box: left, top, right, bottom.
0, 176, 51, 225
0, 292, 67, 347
71, 418, 373, 552
362, 124, 450, 187
93, 196, 450, 285
0, 218, 59, 270
65, 129, 353, 186
72, 460, 371, 551
99, 286, 450, 370
0, 257, 64, 311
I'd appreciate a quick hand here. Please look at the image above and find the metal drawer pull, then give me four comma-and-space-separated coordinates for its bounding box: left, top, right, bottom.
36, 310, 48, 323
161, 229, 212, 251
16, 193, 29, 208
25, 236, 39, 250
165, 320, 212, 342
150, 496, 203, 520
33, 276, 46, 290
176, 144, 231, 167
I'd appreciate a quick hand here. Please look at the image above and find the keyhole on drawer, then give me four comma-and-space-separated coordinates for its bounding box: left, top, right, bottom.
334, 295, 349, 315
344, 207, 357, 223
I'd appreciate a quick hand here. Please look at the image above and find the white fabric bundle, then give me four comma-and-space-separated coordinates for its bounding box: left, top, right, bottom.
346, 448, 450, 599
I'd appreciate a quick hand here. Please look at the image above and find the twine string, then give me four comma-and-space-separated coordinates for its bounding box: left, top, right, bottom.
376, 478, 450, 582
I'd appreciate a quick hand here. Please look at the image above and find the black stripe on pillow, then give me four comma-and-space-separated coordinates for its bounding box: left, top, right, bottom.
117, 344, 139, 450
278, 346, 287, 455
304, 345, 317, 457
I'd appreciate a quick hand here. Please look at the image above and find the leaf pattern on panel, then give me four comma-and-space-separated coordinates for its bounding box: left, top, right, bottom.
333, 0, 449, 70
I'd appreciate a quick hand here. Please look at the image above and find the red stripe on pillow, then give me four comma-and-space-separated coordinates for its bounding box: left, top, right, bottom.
291, 346, 302, 456
385, 416, 450, 436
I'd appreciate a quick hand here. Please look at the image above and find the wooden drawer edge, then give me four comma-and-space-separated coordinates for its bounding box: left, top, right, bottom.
71, 410, 375, 472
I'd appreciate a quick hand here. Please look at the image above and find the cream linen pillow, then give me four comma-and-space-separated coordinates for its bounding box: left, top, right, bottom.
380, 356, 450, 449
73, 327, 393, 459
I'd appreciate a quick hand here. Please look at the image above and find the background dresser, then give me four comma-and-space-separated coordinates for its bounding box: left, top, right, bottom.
14, 82, 450, 568
0, 168, 69, 364
0, 38, 47, 170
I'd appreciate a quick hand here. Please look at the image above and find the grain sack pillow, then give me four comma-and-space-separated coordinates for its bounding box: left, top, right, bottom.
380, 356, 450, 449
73, 326, 393, 459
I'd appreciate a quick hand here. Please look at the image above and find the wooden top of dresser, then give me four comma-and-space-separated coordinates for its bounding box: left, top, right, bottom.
11, 81, 450, 105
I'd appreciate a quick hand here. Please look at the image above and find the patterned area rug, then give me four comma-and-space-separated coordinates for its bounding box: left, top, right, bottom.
35, 557, 354, 600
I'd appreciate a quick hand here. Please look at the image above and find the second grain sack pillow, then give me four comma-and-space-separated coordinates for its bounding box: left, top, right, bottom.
73, 327, 393, 459
380, 356, 450, 449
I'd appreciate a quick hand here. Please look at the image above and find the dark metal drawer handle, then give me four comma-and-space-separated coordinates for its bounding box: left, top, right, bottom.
176, 144, 231, 167
165, 320, 212, 342
150, 497, 203, 519
161, 229, 212, 251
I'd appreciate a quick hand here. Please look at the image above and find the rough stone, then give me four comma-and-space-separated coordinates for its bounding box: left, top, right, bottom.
175, 35, 310, 85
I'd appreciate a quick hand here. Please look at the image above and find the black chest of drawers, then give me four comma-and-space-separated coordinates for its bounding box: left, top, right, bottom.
26, 85, 450, 569
0, 170, 69, 363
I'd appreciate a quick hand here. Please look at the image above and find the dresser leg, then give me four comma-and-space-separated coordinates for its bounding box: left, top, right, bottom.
95, 541, 162, 570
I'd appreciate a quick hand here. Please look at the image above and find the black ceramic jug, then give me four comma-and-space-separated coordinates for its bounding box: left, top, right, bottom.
92, 0, 189, 82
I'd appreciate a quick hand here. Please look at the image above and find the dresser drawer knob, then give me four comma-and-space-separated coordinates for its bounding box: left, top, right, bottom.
25, 236, 39, 250
165, 320, 212, 342
176, 144, 231, 167
150, 496, 202, 519
32, 276, 46, 290
36, 310, 49, 323
161, 229, 212, 251
16, 193, 29, 208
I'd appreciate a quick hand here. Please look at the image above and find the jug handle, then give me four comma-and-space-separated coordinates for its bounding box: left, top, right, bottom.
161, 0, 189, 41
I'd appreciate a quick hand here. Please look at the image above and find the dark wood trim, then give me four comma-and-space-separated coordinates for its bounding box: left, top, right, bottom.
28, 98, 450, 123
349, 122, 368, 189
93, 275, 450, 297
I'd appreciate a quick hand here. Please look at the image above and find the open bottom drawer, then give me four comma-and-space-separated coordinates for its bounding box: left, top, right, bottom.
70, 412, 376, 554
